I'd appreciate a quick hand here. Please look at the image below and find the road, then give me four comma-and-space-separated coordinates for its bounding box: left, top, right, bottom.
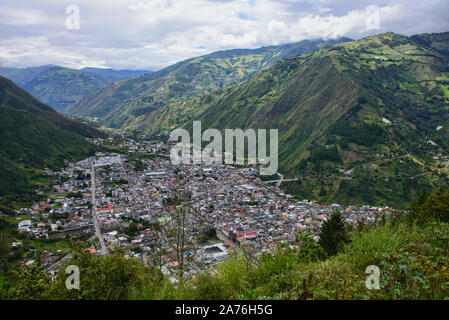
276, 172, 284, 187
263, 172, 299, 186
346, 154, 410, 173
263, 154, 412, 186
91, 164, 109, 255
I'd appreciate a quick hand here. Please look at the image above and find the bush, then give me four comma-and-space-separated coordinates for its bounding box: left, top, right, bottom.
296, 230, 324, 263
48, 246, 163, 300
411, 188, 449, 222
12, 264, 52, 300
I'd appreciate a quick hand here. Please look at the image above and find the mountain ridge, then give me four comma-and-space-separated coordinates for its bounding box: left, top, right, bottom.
0, 75, 103, 138
0, 75, 102, 199
0, 65, 150, 111
130, 31, 449, 206
64, 38, 351, 127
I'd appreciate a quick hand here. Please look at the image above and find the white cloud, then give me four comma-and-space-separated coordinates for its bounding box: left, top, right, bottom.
281, 5, 402, 41
0, 0, 448, 70
0, 7, 49, 26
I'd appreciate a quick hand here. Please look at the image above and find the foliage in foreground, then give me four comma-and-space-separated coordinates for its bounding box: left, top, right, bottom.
5, 218, 448, 300
184, 220, 449, 300
7, 246, 168, 300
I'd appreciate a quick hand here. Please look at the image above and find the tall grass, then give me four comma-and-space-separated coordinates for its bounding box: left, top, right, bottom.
163, 218, 449, 300
343, 221, 417, 270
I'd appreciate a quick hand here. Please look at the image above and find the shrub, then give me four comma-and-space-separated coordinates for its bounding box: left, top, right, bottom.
411, 188, 449, 222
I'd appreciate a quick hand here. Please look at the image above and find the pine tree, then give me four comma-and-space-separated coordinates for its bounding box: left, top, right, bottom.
318, 211, 349, 256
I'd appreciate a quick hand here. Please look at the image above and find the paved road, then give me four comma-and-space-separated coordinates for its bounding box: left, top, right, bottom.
263, 154, 411, 186
263, 172, 299, 186
91, 164, 109, 255
276, 172, 284, 187
346, 154, 410, 172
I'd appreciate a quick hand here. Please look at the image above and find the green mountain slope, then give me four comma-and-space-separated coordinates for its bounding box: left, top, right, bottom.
135, 32, 449, 207
0, 76, 100, 200
64, 38, 350, 128
0, 76, 102, 138
0, 65, 149, 111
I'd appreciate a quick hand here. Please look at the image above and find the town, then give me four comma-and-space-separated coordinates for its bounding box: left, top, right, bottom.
12, 134, 390, 283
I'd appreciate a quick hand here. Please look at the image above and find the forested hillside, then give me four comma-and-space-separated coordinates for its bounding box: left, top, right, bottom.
0, 66, 149, 111
0, 76, 100, 204
131, 32, 449, 206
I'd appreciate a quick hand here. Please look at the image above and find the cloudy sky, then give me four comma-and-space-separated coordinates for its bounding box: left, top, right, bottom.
1, 0, 448, 70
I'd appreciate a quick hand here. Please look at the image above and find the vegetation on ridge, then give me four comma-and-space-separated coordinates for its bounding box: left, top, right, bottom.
65, 38, 349, 128
0, 76, 101, 204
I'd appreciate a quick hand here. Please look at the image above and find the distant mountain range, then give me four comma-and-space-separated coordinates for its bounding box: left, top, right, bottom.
80, 67, 150, 80
0, 75, 102, 199
0, 65, 150, 111
128, 31, 449, 206
64, 38, 351, 127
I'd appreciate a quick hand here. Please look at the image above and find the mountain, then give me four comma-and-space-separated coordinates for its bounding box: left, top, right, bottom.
0, 76, 101, 200
81, 67, 150, 80
134, 32, 449, 207
64, 38, 351, 128
0, 75, 102, 138
0, 65, 149, 111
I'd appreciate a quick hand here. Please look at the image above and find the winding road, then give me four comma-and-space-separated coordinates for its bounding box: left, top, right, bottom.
263, 172, 298, 186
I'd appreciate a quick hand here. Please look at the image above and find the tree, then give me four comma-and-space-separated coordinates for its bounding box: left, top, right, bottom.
148, 244, 167, 280
412, 187, 449, 222
49, 245, 161, 300
124, 221, 139, 237
12, 263, 51, 300
167, 205, 190, 279
199, 227, 217, 243
318, 211, 349, 256
165, 190, 204, 280
241, 242, 257, 271
0, 231, 11, 272
295, 230, 324, 262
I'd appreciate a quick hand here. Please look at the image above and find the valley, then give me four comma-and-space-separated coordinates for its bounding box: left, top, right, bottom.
1, 29, 449, 301
0, 134, 388, 283
84, 31, 449, 207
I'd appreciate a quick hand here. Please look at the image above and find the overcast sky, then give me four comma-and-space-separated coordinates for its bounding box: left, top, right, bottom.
1, 0, 448, 70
